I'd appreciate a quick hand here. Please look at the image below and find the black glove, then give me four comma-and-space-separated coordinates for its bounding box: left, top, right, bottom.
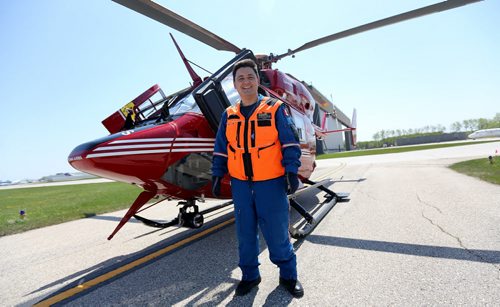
212, 176, 222, 198
286, 172, 299, 194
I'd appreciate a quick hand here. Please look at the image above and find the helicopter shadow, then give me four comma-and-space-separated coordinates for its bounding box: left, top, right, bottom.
306, 234, 500, 264
83, 214, 142, 223
26, 254, 132, 296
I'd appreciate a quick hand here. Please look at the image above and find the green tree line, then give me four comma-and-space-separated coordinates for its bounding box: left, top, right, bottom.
356, 113, 500, 149
449, 113, 500, 132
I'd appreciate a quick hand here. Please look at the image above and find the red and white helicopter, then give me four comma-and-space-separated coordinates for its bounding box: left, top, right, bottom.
68, 0, 481, 240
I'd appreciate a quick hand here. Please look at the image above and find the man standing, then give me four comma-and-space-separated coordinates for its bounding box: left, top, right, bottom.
211, 59, 303, 298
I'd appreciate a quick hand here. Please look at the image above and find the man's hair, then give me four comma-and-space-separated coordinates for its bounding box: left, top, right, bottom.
232, 59, 258, 81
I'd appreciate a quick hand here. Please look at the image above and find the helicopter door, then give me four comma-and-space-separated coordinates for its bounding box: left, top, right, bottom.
194, 50, 255, 132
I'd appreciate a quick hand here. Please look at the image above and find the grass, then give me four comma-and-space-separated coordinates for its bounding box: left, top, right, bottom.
449, 156, 500, 185
317, 140, 497, 159
0, 182, 141, 236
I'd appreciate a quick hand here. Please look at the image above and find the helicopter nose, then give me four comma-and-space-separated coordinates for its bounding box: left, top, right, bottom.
67, 112, 213, 186
68, 140, 95, 167
67, 122, 181, 180
67, 135, 117, 174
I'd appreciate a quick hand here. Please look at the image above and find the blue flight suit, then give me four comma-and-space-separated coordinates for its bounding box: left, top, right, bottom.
212, 94, 301, 281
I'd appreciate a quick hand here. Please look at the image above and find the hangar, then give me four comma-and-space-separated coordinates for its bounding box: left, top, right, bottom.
304, 83, 356, 154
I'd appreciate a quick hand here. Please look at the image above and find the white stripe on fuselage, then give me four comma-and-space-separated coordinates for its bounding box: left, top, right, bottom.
94, 144, 172, 151
93, 143, 214, 151
87, 148, 214, 158
87, 136, 216, 158
86, 149, 171, 158
110, 137, 215, 144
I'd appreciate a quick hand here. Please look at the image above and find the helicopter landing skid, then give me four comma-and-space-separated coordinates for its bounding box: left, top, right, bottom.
133, 199, 234, 230
130, 179, 347, 239
288, 178, 349, 239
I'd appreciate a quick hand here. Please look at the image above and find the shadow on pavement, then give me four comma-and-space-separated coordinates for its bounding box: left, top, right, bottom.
32, 219, 301, 305
32, 183, 345, 305
307, 234, 500, 264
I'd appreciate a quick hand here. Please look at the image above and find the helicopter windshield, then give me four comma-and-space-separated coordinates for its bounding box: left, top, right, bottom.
168, 93, 201, 118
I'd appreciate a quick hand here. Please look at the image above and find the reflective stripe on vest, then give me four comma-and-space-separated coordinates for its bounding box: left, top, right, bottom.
225, 97, 285, 181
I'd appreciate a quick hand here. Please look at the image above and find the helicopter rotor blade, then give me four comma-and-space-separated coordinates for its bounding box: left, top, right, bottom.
274, 0, 482, 62
112, 0, 241, 53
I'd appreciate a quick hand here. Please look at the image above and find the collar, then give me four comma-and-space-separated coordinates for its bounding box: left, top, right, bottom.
238, 94, 263, 110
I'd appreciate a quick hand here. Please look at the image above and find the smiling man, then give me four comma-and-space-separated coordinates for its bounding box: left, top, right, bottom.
211, 58, 303, 298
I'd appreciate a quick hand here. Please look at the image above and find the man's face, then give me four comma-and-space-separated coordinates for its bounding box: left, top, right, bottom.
234, 67, 259, 101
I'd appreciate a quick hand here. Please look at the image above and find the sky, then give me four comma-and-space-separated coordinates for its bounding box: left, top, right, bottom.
1, 0, 499, 180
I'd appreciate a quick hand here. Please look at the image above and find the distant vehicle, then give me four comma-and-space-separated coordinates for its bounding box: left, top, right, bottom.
0, 180, 12, 186
468, 128, 500, 139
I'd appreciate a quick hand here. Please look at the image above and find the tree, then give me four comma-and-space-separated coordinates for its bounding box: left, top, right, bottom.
379, 130, 386, 140
437, 124, 446, 132
450, 121, 462, 132
470, 119, 479, 131
462, 119, 472, 131
491, 113, 500, 128
478, 118, 489, 130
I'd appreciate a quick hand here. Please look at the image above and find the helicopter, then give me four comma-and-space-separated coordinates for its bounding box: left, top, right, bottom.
68, 0, 482, 240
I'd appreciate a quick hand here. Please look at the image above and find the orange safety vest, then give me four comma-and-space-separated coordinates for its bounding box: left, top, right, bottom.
225, 97, 285, 181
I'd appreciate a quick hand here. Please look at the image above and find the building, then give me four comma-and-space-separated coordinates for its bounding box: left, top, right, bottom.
303, 82, 355, 153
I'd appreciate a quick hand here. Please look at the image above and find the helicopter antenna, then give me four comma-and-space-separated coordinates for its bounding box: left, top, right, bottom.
187, 59, 213, 75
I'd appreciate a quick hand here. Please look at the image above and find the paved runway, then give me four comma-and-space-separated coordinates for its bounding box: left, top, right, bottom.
1, 141, 499, 306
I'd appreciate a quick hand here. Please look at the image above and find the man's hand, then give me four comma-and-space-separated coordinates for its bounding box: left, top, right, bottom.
286, 172, 299, 194
212, 176, 222, 198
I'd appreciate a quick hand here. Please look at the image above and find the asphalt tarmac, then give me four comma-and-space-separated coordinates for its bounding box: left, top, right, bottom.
1, 140, 499, 306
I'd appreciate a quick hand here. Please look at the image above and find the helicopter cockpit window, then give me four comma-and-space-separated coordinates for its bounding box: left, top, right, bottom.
220, 73, 240, 106
136, 90, 167, 120
289, 107, 306, 143
168, 93, 201, 118
133, 92, 201, 128
220, 73, 269, 106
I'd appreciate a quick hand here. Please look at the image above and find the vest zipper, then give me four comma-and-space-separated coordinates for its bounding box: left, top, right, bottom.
243, 117, 249, 152
257, 142, 275, 158
250, 120, 256, 148
236, 122, 241, 148
243, 115, 251, 179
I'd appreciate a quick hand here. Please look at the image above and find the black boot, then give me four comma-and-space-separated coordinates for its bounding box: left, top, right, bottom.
279, 277, 304, 298
235, 276, 261, 296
